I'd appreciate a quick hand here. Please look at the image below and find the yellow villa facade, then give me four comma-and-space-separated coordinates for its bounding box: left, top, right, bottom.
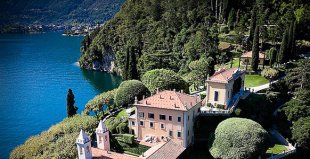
205, 68, 246, 109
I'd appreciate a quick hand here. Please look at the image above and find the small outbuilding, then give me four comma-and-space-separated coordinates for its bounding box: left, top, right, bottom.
240, 51, 266, 65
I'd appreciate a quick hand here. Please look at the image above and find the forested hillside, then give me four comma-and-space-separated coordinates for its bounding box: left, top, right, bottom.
80, 0, 309, 81
0, 0, 125, 25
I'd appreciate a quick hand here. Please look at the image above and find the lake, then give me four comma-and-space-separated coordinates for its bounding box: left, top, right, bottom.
0, 32, 122, 158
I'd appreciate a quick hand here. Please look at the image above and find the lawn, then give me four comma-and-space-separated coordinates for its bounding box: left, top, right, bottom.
112, 139, 150, 156
245, 75, 269, 87
266, 144, 287, 154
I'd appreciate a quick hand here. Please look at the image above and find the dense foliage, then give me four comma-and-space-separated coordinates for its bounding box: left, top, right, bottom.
291, 117, 310, 150
10, 115, 97, 159
83, 89, 117, 117
209, 118, 269, 159
80, 0, 310, 76
0, 0, 125, 25
114, 80, 150, 107
261, 68, 279, 82
141, 69, 189, 93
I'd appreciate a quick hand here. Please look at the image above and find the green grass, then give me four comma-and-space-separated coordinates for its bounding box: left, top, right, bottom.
245, 75, 269, 87
115, 140, 150, 156
266, 144, 287, 154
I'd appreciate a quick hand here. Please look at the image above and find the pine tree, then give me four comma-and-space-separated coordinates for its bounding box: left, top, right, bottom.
123, 48, 130, 80
251, 25, 260, 72
278, 30, 288, 63
66, 89, 78, 118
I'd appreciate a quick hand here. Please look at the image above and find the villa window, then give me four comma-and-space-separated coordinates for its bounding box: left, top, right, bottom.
138, 112, 144, 118
177, 131, 182, 138
187, 116, 189, 121
159, 114, 166, 120
178, 116, 182, 122
86, 146, 90, 153
148, 113, 154, 119
169, 116, 172, 121
228, 91, 230, 98
140, 121, 144, 126
188, 130, 189, 136
150, 121, 154, 128
214, 91, 219, 101
80, 147, 83, 154
99, 136, 102, 143
131, 121, 135, 126
169, 130, 173, 137
160, 123, 165, 129
105, 135, 107, 142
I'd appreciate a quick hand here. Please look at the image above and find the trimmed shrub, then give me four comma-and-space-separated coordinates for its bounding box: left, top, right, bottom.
141, 69, 189, 93
10, 115, 97, 159
261, 68, 279, 82
114, 80, 150, 107
116, 123, 129, 134
209, 118, 269, 159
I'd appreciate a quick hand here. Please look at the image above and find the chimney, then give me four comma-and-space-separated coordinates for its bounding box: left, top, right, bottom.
156, 88, 159, 94
173, 89, 176, 92
143, 95, 145, 100
134, 96, 138, 104
181, 90, 183, 93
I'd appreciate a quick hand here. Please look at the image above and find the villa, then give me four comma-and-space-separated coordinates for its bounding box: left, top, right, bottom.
76, 68, 250, 159
240, 51, 266, 65
128, 90, 202, 148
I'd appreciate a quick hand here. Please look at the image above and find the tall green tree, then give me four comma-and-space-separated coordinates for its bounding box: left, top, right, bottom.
251, 25, 260, 72
66, 89, 78, 118
288, 20, 296, 60
269, 47, 277, 68
278, 30, 288, 64
248, 6, 257, 50
227, 8, 236, 30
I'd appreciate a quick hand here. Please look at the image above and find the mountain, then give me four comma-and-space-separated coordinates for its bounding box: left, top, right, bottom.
79, 0, 309, 79
0, 0, 125, 25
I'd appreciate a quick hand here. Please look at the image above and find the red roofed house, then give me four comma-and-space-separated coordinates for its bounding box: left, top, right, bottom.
205, 68, 246, 109
241, 51, 266, 65
128, 90, 202, 148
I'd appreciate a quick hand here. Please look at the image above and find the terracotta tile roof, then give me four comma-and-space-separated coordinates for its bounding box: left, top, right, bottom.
207, 68, 245, 83
135, 90, 201, 111
146, 140, 186, 159
241, 51, 266, 59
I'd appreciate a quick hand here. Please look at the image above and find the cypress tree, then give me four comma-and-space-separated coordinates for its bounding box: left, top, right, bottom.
287, 21, 294, 60
227, 8, 236, 30
66, 89, 78, 118
269, 47, 277, 68
251, 25, 260, 72
278, 30, 288, 64
128, 47, 139, 80
290, 21, 296, 59
248, 6, 256, 48
123, 48, 130, 80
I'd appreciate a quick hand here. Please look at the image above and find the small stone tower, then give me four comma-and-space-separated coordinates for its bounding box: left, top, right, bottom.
76, 129, 92, 159
96, 120, 110, 151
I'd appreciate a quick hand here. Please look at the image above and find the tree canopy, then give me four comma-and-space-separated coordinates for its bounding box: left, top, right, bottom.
114, 80, 150, 107
66, 88, 78, 117
141, 69, 189, 94
209, 118, 269, 159
10, 115, 97, 159
291, 117, 310, 150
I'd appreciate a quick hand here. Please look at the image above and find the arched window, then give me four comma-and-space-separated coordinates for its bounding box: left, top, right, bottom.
80, 147, 83, 155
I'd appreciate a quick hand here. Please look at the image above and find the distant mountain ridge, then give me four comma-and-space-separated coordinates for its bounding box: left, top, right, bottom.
0, 0, 125, 25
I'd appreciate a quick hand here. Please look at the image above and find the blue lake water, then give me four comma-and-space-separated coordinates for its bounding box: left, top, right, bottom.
0, 32, 122, 158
